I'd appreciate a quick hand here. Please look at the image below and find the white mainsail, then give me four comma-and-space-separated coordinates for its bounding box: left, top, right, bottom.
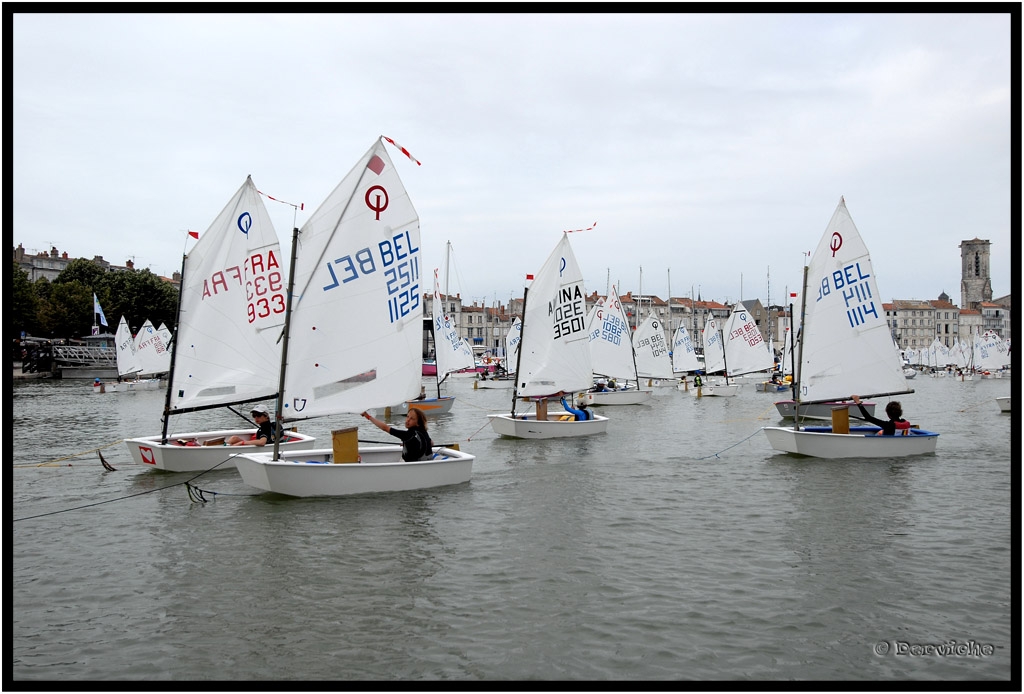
975, 331, 1009, 371
115, 315, 143, 377
633, 312, 673, 379
432, 267, 476, 380
781, 327, 794, 376
280, 138, 422, 420
516, 233, 592, 398
505, 316, 522, 374
169, 176, 285, 412
929, 338, 950, 368
588, 286, 637, 382
701, 315, 725, 375
671, 323, 701, 374
722, 306, 774, 377
798, 197, 907, 402
134, 319, 170, 376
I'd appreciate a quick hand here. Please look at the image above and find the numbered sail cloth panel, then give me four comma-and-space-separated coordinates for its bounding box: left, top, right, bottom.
282, 140, 424, 421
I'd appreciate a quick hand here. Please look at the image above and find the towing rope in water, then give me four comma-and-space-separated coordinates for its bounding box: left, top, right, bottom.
694, 428, 766, 460
13, 476, 191, 523
14, 455, 243, 521
12, 438, 126, 468
465, 419, 494, 442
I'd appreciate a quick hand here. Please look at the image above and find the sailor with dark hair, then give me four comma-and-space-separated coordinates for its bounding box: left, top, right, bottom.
852, 395, 911, 435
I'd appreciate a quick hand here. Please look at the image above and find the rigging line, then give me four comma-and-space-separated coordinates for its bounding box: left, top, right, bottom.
14, 479, 190, 523
18, 453, 243, 516
185, 482, 261, 501
13, 438, 126, 467
692, 428, 764, 460
465, 418, 494, 441
459, 396, 499, 412
958, 397, 1003, 413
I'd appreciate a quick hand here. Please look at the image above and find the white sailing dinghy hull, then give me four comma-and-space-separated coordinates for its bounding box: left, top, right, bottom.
762, 426, 938, 458
124, 429, 317, 472
487, 412, 609, 439
94, 379, 162, 394
474, 378, 514, 389
375, 396, 456, 417
584, 389, 651, 406
996, 396, 1010, 413
691, 383, 740, 397
643, 378, 680, 389
233, 445, 474, 497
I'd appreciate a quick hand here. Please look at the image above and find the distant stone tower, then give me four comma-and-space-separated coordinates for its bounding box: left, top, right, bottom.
959, 239, 992, 309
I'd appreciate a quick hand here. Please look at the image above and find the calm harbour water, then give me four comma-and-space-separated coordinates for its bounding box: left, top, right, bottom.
11, 373, 1015, 684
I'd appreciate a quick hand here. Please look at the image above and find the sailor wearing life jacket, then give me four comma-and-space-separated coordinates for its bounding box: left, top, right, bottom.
851, 395, 911, 435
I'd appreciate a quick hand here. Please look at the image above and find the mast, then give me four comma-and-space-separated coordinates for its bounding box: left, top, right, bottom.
159, 251, 189, 443
791, 264, 810, 429
434, 240, 454, 398
509, 282, 529, 418
667, 268, 672, 333
691, 285, 698, 357
720, 320, 731, 386
637, 266, 643, 331
271, 225, 300, 460
766, 266, 772, 357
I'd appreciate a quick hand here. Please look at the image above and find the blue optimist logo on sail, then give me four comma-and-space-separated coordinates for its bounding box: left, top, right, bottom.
237, 212, 252, 236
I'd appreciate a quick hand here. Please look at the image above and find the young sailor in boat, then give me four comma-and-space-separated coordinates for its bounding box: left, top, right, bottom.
226, 405, 278, 446
851, 395, 911, 435
362, 407, 434, 461
560, 394, 591, 421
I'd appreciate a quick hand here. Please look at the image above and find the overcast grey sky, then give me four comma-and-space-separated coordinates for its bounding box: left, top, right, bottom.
12, 11, 1014, 309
